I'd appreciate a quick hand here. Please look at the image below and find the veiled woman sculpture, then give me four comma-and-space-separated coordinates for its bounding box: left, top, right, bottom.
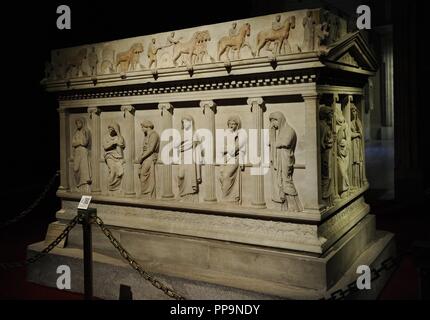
269, 112, 303, 212
219, 116, 247, 204
71, 118, 92, 193
350, 104, 364, 188
135, 120, 160, 199
103, 122, 125, 191
319, 106, 334, 206
174, 115, 202, 202
335, 107, 350, 198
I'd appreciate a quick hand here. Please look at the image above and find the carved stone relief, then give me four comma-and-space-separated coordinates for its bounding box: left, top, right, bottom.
116, 42, 144, 73
71, 118, 92, 193
335, 106, 350, 198
319, 106, 334, 207
218, 116, 247, 204
172, 30, 212, 68
217, 23, 254, 61
135, 120, 160, 198
256, 15, 296, 56
350, 103, 364, 189
269, 112, 303, 212
103, 122, 125, 191
174, 115, 202, 202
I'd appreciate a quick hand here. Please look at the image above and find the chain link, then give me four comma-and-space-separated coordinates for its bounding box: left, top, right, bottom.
0, 214, 81, 270
94, 216, 186, 300
0, 172, 59, 229
327, 254, 404, 300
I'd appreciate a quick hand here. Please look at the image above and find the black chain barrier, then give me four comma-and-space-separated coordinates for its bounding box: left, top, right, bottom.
326, 252, 408, 300
0, 213, 81, 270
0, 172, 59, 229
95, 216, 186, 300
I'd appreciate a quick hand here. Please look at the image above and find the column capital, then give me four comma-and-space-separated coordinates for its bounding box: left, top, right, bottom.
158, 103, 173, 116
199, 100, 216, 114
121, 105, 135, 115
247, 97, 264, 106
87, 107, 101, 117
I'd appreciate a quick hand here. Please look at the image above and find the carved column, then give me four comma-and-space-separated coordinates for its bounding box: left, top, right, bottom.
158, 103, 174, 198
199, 100, 217, 202
58, 108, 69, 191
332, 94, 340, 199
302, 93, 323, 211
121, 105, 135, 196
248, 97, 266, 208
88, 107, 101, 193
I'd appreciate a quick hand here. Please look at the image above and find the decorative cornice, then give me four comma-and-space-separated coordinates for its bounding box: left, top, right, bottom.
57, 73, 317, 101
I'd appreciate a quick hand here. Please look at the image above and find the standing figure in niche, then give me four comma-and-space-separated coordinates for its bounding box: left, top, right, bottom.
174, 115, 202, 202
72, 118, 92, 193
350, 104, 364, 188
335, 107, 350, 198
319, 106, 334, 206
135, 120, 160, 199
219, 116, 247, 204
103, 122, 125, 192
269, 112, 303, 212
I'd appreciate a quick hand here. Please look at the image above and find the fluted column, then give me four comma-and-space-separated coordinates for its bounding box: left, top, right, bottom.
199, 100, 217, 202
158, 103, 174, 198
88, 107, 101, 193
247, 97, 266, 208
58, 108, 69, 191
302, 93, 323, 211
121, 105, 136, 196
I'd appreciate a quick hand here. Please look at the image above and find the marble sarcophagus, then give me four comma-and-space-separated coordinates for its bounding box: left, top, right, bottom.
28, 8, 395, 299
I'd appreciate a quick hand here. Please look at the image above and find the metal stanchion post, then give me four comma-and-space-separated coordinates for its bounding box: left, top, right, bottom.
78, 208, 97, 300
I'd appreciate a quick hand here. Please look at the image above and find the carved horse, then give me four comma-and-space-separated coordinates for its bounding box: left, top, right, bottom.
172, 31, 211, 67
217, 23, 253, 61
256, 16, 296, 56
65, 48, 87, 78
115, 43, 144, 73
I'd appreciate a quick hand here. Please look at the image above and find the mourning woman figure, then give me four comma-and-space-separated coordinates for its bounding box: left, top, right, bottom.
72, 118, 92, 193
174, 115, 202, 202
319, 106, 334, 206
219, 116, 247, 204
135, 120, 160, 199
269, 112, 303, 212
350, 104, 364, 188
103, 122, 125, 191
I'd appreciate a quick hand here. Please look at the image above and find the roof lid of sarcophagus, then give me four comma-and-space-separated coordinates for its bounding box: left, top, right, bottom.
42, 8, 376, 93
321, 31, 378, 75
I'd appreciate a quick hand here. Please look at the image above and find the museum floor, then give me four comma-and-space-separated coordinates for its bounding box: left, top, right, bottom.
0, 140, 428, 300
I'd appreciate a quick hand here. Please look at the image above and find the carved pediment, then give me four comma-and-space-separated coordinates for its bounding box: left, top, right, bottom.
323, 31, 378, 74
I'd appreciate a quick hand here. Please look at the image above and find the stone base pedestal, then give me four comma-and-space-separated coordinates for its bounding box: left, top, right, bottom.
26, 214, 395, 300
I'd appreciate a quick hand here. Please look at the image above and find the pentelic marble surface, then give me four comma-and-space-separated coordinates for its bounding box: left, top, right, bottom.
29, 8, 394, 299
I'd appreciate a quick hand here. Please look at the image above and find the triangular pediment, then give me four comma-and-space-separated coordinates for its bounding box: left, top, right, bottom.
323, 31, 378, 74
